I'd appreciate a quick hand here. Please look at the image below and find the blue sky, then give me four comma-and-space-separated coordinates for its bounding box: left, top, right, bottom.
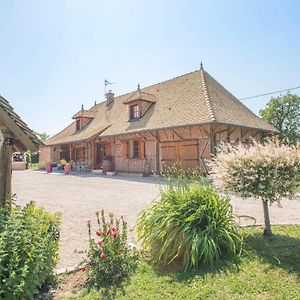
1, 0, 299, 135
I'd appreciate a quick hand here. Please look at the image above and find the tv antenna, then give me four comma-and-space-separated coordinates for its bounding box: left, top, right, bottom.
104, 79, 116, 94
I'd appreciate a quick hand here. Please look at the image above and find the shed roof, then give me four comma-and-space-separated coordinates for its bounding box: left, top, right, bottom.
0, 95, 41, 151
45, 67, 276, 146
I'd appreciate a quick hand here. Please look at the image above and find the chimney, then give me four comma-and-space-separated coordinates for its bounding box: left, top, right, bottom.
105, 90, 114, 106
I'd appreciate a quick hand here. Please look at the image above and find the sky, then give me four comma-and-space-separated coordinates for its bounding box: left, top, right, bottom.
1, 0, 300, 136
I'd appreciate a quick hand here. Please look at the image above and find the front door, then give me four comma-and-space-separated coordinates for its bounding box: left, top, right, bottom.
96, 143, 106, 166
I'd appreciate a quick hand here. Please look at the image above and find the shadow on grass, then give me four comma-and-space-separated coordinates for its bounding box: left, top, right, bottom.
244, 228, 300, 278
150, 254, 241, 283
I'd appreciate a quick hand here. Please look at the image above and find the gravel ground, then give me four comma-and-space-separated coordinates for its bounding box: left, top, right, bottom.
12, 170, 300, 270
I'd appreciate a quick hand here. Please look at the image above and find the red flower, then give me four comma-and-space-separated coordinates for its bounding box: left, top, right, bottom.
96, 230, 103, 236
111, 231, 118, 238
81, 265, 87, 272
110, 226, 117, 232
100, 252, 107, 259
97, 240, 104, 247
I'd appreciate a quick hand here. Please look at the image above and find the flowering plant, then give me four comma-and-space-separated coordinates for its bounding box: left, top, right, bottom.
209, 140, 300, 236
83, 210, 138, 288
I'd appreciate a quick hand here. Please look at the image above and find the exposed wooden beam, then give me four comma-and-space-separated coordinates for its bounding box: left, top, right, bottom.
148, 131, 160, 142
136, 133, 146, 142
155, 131, 160, 175
241, 128, 250, 140
0, 107, 37, 152
202, 127, 210, 138
171, 129, 183, 141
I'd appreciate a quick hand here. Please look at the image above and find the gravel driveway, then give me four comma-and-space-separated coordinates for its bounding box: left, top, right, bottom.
12, 170, 300, 270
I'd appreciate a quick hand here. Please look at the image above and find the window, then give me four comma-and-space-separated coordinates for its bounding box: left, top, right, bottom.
130, 104, 139, 119
133, 140, 140, 158
76, 119, 81, 130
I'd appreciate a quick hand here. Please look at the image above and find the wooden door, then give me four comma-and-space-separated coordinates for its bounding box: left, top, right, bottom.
161, 142, 177, 170
96, 144, 106, 165
179, 141, 199, 170
160, 140, 199, 172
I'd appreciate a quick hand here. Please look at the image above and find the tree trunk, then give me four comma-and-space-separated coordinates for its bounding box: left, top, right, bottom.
262, 199, 272, 236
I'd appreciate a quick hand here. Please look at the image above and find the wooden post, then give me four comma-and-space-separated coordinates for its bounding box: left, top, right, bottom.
155, 131, 160, 175
0, 129, 14, 204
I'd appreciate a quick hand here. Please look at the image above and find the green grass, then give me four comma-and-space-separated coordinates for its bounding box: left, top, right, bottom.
59, 225, 300, 300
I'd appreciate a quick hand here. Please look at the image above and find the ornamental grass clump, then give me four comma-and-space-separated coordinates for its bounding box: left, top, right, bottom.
84, 210, 138, 289
0, 200, 60, 300
209, 140, 300, 236
137, 174, 242, 271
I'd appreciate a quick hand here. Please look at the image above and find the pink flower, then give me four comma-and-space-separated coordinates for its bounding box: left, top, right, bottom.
81, 265, 87, 272
97, 240, 104, 247
100, 252, 107, 259
111, 231, 118, 238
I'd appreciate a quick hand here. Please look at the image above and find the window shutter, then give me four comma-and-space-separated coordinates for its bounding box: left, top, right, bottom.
122, 142, 127, 160
140, 140, 145, 160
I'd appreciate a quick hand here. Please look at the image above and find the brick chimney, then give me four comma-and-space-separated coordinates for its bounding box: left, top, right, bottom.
105, 90, 114, 106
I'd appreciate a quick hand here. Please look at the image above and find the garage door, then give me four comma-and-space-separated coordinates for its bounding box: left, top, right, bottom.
161, 140, 199, 172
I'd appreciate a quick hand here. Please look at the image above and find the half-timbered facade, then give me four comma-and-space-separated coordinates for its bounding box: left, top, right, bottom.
40, 66, 276, 174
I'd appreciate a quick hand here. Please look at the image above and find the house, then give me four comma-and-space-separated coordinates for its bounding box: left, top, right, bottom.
0, 95, 41, 202
40, 66, 276, 174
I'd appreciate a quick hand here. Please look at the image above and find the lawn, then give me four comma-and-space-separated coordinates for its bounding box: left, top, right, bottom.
50, 225, 300, 300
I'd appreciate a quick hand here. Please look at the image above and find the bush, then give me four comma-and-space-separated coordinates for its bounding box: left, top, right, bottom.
209, 140, 300, 236
137, 176, 242, 270
84, 210, 138, 288
0, 201, 60, 300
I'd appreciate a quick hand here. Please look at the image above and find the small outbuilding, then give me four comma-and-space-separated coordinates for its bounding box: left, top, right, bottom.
0, 95, 41, 203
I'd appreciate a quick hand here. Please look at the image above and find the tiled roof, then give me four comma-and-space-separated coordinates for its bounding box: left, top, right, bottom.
72, 109, 97, 119
123, 88, 157, 104
0, 95, 41, 151
45, 68, 276, 145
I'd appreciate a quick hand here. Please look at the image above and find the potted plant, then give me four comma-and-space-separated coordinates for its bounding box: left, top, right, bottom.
102, 155, 113, 175
45, 162, 52, 173
64, 163, 71, 175
92, 164, 102, 174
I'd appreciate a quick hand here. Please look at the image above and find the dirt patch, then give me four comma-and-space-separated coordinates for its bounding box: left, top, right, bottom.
51, 271, 87, 300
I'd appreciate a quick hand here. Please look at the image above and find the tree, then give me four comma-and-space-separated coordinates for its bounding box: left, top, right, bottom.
34, 132, 49, 142
209, 141, 300, 236
259, 92, 300, 144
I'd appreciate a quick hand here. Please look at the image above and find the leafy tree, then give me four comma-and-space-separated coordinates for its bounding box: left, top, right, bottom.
210, 141, 300, 236
259, 92, 300, 144
34, 132, 49, 142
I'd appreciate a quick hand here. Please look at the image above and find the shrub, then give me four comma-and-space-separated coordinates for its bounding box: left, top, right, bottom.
0, 200, 60, 300
84, 210, 138, 288
209, 140, 300, 236
137, 176, 242, 270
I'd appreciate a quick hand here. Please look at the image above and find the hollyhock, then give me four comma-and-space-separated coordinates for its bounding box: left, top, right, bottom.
96, 230, 104, 236
81, 265, 87, 272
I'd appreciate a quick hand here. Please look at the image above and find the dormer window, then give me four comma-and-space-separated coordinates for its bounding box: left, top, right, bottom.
130, 104, 140, 120
124, 84, 157, 122
76, 119, 81, 130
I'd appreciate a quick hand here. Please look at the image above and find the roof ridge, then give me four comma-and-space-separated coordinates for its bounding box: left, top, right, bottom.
91, 69, 200, 109
199, 67, 216, 122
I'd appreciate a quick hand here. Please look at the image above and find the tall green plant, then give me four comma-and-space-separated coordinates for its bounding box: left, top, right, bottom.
0, 201, 60, 300
209, 140, 300, 236
137, 175, 242, 270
